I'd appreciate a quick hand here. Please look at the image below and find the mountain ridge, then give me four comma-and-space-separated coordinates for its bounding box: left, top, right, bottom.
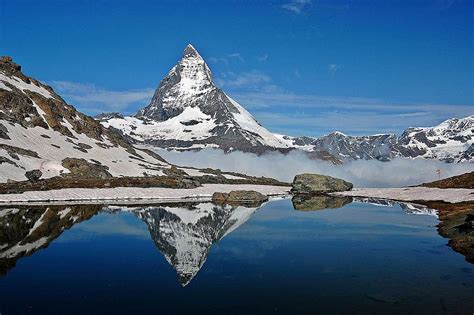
98, 44, 473, 163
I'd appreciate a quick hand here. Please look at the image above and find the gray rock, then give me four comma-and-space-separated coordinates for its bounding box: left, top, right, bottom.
61, 158, 112, 179
25, 169, 42, 182
291, 173, 353, 194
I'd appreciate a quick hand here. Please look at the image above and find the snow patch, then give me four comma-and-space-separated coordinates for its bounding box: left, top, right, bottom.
0, 73, 54, 99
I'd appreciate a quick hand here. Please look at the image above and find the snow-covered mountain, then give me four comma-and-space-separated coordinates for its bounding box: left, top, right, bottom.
99, 44, 473, 163
0, 56, 176, 182
396, 116, 473, 162
281, 116, 473, 163
277, 132, 399, 161
0, 55, 247, 183
100, 44, 291, 154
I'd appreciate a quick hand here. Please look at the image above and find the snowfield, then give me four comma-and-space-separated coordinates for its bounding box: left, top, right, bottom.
0, 118, 171, 182
335, 187, 474, 203
0, 184, 291, 204
103, 106, 218, 142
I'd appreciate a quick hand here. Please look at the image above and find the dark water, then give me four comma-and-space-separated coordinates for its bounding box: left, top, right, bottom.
0, 198, 473, 314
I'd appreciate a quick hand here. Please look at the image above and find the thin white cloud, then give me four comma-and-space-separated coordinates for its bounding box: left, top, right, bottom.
209, 53, 244, 64
231, 92, 472, 113
228, 53, 244, 62
216, 71, 272, 89
431, 0, 458, 10
328, 63, 342, 75
51, 81, 154, 114
257, 54, 269, 62
253, 111, 445, 136
294, 69, 301, 78
227, 91, 473, 135
282, 0, 312, 14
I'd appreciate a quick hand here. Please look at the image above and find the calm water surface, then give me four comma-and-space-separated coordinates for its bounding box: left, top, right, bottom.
0, 198, 473, 314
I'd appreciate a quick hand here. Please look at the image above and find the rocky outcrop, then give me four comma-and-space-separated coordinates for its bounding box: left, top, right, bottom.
420, 171, 474, 189
291, 173, 353, 194
25, 169, 42, 181
61, 158, 112, 179
0, 176, 201, 194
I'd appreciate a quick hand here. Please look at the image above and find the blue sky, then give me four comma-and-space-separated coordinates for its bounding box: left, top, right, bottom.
0, 0, 472, 136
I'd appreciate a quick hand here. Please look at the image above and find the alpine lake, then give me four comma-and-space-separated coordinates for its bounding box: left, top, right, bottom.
0, 195, 473, 314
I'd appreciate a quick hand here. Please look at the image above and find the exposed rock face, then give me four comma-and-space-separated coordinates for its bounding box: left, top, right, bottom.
291, 173, 353, 194
94, 112, 124, 121
292, 195, 352, 211
61, 158, 112, 179
293, 132, 399, 161
25, 169, 42, 181
212, 190, 268, 206
281, 115, 474, 163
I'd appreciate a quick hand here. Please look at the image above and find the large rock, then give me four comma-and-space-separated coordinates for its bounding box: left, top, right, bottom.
212, 190, 268, 206
291, 173, 353, 194
25, 169, 42, 182
61, 158, 112, 179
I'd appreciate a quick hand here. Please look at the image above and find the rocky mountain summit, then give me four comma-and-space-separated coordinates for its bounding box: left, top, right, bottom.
100, 44, 291, 154
99, 45, 473, 163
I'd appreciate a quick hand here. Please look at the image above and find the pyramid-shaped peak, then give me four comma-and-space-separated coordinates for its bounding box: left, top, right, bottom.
183, 44, 201, 58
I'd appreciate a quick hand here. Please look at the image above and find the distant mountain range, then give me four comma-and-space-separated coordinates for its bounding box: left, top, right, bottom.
98, 45, 473, 163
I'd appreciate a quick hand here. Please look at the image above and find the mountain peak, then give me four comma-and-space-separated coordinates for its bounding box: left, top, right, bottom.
0, 56, 22, 76
183, 44, 199, 58
135, 43, 215, 121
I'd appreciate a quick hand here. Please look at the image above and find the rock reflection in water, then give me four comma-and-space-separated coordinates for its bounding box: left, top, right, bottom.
291, 194, 352, 211
0, 204, 102, 275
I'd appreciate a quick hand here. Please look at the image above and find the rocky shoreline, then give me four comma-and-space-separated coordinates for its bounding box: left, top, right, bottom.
0, 184, 291, 205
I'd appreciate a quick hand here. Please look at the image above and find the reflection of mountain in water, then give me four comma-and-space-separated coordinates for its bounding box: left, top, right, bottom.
133, 203, 260, 286
353, 197, 438, 217
0, 204, 101, 275
0, 202, 262, 285
1, 198, 470, 283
